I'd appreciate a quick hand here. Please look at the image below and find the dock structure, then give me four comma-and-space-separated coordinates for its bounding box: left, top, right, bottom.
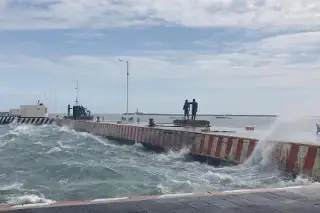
0, 184, 319, 212
56, 119, 320, 181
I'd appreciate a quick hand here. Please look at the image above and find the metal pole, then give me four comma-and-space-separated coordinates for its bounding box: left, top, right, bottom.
119, 59, 129, 116
126, 61, 129, 116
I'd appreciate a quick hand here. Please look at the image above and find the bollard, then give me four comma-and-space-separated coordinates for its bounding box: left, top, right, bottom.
245, 126, 254, 131
148, 118, 155, 127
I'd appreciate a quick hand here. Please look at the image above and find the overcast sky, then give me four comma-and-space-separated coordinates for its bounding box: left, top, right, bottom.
1, 0, 320, 114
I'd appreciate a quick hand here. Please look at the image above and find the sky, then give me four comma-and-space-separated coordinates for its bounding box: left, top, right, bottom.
1, 0, 320, 114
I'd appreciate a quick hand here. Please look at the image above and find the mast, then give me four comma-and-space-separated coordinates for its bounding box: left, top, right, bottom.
75, 80, 79, 106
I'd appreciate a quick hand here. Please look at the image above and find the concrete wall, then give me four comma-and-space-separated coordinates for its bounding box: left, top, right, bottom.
275, 142, 320, 179
58, 119, 320, 181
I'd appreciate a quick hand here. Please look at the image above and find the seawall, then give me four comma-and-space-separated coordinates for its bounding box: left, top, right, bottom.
0, 116, 55, 125
57, 119, 320, 181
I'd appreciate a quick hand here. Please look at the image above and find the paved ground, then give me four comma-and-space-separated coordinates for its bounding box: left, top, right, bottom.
1, 184, 320, 213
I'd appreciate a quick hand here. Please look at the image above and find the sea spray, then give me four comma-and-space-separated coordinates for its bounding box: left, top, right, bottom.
243, 118, 280, 168
244, 112, 309, 169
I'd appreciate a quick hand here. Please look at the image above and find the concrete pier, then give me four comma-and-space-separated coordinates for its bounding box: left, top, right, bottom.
56, 119, 320, 181
0, 184, 319, 212
173, 119, 210, 127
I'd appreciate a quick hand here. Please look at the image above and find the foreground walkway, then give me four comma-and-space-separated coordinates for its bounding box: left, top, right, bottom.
1, 184, 320, 213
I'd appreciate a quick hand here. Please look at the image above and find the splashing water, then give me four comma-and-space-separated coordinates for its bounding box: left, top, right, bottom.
241, 94, 320, 189
0, 123, 312, 205
244, 111, 312, 170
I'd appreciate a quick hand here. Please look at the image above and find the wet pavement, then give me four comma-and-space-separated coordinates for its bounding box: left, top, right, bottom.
2, 184, 320, 213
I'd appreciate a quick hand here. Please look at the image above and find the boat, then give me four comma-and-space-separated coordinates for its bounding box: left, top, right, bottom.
62, 80, 94, 121
63, 104, 93, 120
216, 115, 232, 119
123, 108, 145, 116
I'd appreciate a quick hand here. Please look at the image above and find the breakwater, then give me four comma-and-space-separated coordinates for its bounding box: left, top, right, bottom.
0, 116, 55, 125
57, 119, 320, 181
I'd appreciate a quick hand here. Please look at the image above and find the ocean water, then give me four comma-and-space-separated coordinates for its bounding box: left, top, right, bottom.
0, 122, 313, 205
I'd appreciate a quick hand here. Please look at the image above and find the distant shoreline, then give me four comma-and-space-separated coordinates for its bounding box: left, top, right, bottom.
50, 113, 275, 117
122, 113, 277, 117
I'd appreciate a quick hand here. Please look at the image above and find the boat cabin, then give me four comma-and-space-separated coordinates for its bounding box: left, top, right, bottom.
64, 104, 93, 120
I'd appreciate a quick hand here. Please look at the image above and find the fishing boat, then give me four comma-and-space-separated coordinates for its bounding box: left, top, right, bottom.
62, 80, 94, 121
216, 115, 232, 119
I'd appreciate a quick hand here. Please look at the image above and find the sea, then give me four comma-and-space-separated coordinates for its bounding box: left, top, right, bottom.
0, 114, 318, 205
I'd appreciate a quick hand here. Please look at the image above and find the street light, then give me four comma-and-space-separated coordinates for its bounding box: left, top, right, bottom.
119, 58, 129, 116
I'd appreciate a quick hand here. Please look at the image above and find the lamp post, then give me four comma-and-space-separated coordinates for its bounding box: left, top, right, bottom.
119, 59, 129, 116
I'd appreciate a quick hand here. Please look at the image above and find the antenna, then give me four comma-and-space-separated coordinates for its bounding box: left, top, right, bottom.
74, 80, 79, 105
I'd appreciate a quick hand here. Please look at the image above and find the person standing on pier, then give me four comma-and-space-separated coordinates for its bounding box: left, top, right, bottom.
183, 99, 190, 119
191, 99, 198, 120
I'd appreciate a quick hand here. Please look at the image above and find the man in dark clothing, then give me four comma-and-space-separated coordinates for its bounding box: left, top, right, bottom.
183, 99, 190, 119
191, 99, 198, 120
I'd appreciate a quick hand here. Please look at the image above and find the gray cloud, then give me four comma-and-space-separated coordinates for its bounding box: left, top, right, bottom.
1, 0, 320, 30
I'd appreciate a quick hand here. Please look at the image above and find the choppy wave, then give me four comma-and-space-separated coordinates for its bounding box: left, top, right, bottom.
0, 124, 313, 205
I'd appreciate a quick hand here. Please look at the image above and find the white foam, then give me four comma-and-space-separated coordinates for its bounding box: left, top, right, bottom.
223, 185, 304, 194
59, 126, 72, 133
57, 141, 71, 149
223, 189, 253, 194
274, 185, 303, 190
159, 193, 194, 198
0, 183, 23, 191
89, 197, 129, 203
8, 194, 55, 206
46, 147, 62, 153
156, 183, 170, 194
12, 202, 54, 209
155, 147, 190, 163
